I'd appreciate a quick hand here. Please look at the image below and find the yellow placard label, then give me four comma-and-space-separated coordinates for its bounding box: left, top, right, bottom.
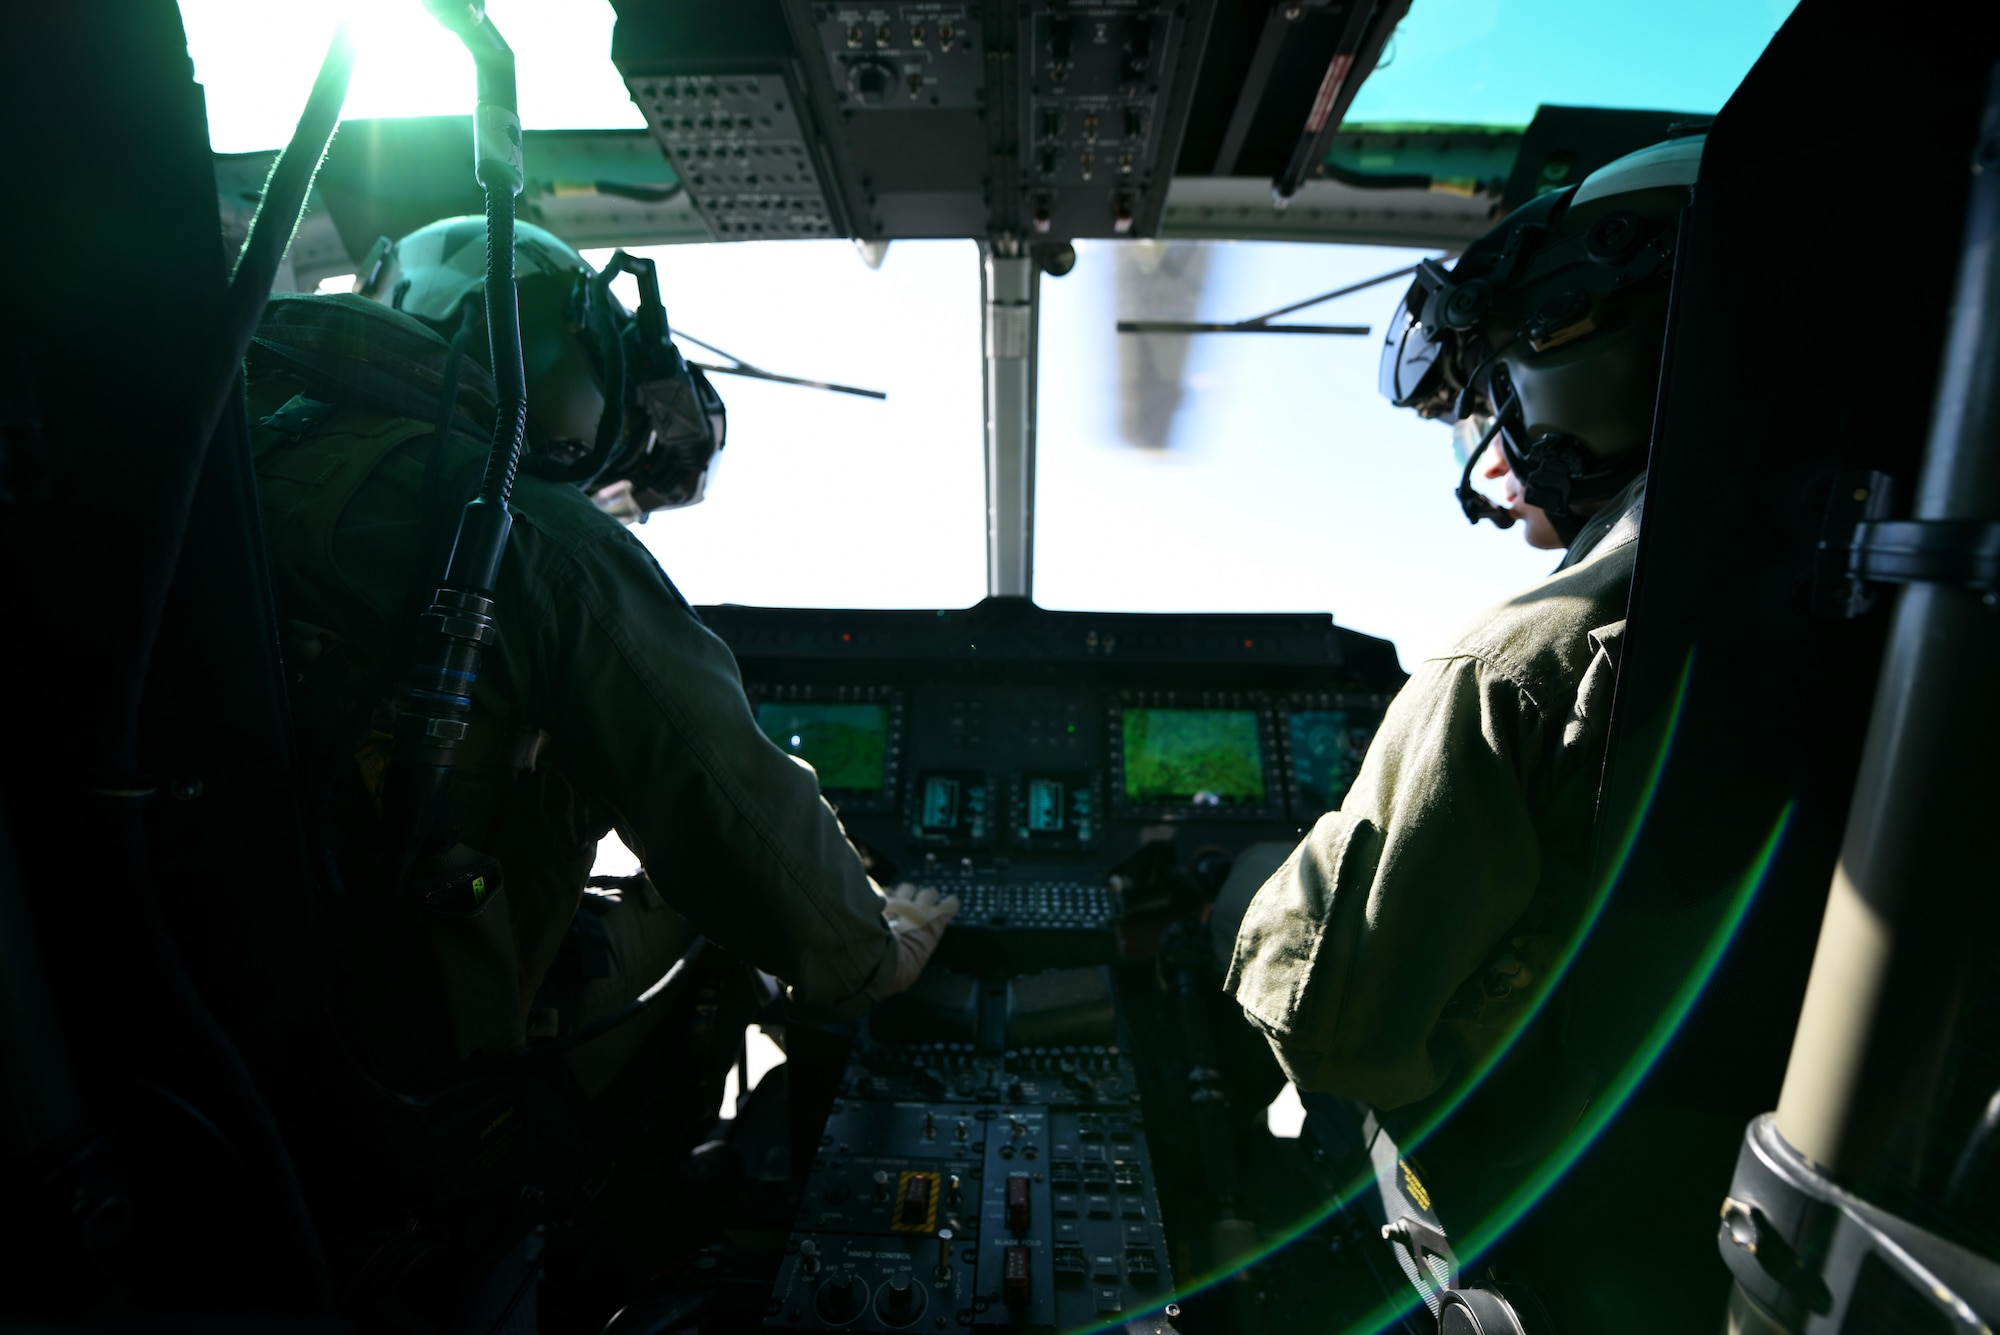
1398, 1159, 1432, 1213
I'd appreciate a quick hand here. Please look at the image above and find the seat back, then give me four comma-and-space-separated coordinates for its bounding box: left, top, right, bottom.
1480, 1, 2000, 1325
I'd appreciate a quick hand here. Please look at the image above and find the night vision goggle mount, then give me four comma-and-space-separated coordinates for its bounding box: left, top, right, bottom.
528, 251, 724, 509
1382, 187, 1676, 537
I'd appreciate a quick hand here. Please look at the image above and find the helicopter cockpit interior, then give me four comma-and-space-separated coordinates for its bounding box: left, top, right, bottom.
4, 3, 1998, 1333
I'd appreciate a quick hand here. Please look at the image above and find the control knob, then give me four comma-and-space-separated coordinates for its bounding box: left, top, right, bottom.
814, 1273, 868, 1324
847, 59, 898, 104
874, 1275, 928, 1328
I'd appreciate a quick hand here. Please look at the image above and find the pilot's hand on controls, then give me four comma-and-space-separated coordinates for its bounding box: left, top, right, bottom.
882, 883, 960, 994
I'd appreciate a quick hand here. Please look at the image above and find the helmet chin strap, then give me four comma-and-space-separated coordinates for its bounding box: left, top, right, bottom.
1466, 367, 1642, 544
1504, 421, 1645, 546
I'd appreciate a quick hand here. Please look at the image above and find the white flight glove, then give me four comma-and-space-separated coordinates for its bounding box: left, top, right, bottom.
880, 883, 961, 994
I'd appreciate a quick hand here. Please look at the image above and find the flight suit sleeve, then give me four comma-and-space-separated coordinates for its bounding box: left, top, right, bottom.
529, 526, 900, 1016
1224, 654, 1547, 1110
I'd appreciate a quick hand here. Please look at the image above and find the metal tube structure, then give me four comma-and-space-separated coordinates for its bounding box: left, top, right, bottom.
982, 241, 1039, 600
1771, 72, 2000, 1189
1719, 65, 2000, 1335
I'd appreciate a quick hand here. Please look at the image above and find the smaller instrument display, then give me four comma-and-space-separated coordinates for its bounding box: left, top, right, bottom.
907, 769, 995, 848
1283, 695, 1385, 820
1009, 770, 1099, 852
1287, 710, 1374, 813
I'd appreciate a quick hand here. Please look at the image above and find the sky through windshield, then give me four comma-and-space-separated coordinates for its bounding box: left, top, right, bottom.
179, 0, 1798, 661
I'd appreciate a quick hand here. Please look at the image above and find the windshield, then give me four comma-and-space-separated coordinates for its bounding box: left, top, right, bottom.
587, 240, 989, 612
179, 0, 1795, 659
1035, 239, 1555, 664
1347, 0, 1801, 126
572, 236, 1552, 666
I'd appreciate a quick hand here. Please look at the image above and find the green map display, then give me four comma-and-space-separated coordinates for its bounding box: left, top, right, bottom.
756, 702, 889, 791
1122, 708, 1265, 805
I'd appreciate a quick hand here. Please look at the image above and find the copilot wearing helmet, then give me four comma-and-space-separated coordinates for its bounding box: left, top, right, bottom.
355, 216, 728, 521
1219, 139, 1700, 1127
1382, 134, 1702, 550
244, 217, 954, 1090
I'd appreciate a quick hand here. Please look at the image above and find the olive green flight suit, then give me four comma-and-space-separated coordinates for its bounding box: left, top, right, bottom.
1225, 477, 1644, 1113
247, 370, 898, 1085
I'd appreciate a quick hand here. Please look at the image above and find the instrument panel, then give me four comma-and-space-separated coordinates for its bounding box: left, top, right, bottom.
711, 600, 1402, 875
745, 678, 1391, 859
700, 599, 1408, 1332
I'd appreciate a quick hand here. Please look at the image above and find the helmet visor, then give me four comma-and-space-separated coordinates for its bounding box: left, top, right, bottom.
1380, 306, 1446, 408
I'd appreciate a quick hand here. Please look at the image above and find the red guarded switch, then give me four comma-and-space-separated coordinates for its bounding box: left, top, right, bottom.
900, 1173, 933, 1227
1004, 1245, 1031, 1309
1006, 1173, 1032, 1233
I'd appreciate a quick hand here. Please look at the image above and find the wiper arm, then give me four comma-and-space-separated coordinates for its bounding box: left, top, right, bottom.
1114, 259, 1437, 337
688, 360, 887, 401
675, 331, 887, 400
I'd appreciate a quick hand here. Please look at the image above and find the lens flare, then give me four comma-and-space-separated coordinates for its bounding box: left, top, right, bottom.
1065, 651, 1797, 1335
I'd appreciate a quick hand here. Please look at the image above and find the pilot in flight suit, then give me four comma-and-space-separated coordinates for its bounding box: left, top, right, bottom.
248, 218, 954, 1088
1218, 137, 1703, 1120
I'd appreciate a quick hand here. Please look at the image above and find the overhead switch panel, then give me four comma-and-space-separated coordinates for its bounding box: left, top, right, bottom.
611, 0, 1218, 241
612, 2, 850, 241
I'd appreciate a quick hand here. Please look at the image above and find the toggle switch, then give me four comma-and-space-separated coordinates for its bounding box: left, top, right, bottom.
1050, 17, 1074, 63
1004, 1246, 1031, 1309
1007, 1173, 1032, 1233
900, 1173, 933, 1227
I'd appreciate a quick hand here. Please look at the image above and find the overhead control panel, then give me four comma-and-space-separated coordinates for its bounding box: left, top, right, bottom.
611, 0, 1224, 240
612, 4, 852, 240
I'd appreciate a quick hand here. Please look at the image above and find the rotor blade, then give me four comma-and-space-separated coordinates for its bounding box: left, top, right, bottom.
1115, 321, 1370, 336
688, 360, 887, 400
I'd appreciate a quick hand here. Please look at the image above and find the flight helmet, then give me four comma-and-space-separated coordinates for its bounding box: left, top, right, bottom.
355, 217, 726, 516
1379, 134, 1704, 542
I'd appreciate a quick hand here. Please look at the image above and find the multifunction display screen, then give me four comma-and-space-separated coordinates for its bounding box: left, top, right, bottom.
911, 769, 991, 845
757, 701, 890, 791
1287, 709, 1372, 813
1026, 777, 1069, 831
1013, 769, 1097, 850
1120, 708, 1266, 806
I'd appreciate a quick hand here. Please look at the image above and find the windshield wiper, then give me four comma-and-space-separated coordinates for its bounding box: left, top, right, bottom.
1115, 260, 1432, 337
675, 331, 887, 401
